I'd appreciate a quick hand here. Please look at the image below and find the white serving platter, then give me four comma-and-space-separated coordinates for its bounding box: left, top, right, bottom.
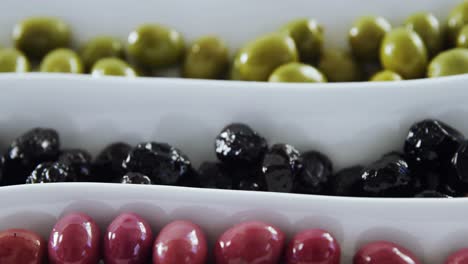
0, 0, 467, 263
0, 74, 467, 263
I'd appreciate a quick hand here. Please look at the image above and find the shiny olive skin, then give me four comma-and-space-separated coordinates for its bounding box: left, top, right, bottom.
281, 18, 324, 63
285, 229, 340, 264
215, 221, 285, 264
457, 25, 468, 48
48, 212, 101, 264
0, 48, 30, 72
268, 62, 327, 83
370, 70, 403, 81
40, 48, 84, 73
91, 58, 137, 77
153, 220, 208, 264
380, 27, 428, 79
349, 16, 391, 61
104, 213, 153, 264
233, 33, 298, 81
13, 17, 71, 60
318, 49, 362, 82
428, 48, 468, 77
445, 248, 468, 264
80, 36, 124, 70
0, 229, 46, 264
182, 35, 229, 79
448, 1, 468, 44
353, 241, 421, 264
127, 24, 185, 69
405, 12, 443, 56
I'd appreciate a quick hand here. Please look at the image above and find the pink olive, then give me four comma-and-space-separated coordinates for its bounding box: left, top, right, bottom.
104, 212, 153, 264
153, 220, 207, 264
353, 241, 421, 264
286, 229, 340, 264
48, 212, 101, 264
445, 248, 468, 264
215, 221, 285, 264
0, 229, 46, 264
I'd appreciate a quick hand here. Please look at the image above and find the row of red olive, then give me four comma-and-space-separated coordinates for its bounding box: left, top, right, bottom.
2, 211, 468, 264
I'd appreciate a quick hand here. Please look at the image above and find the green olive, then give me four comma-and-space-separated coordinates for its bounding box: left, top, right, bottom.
318, 49, 362, 82
380, 27, 428, 79
40, 48, 83, 73
448, 0, 468, 44
91, 58, 137, 77
127, 24, 185, 69
370, 70, 403, 81
427, 48, 468, 77
268, 62, 327, 83
233, 33, 298, 81
456, 24, 468, 48
80, 36, 124, 71
182, 36, 229, 79
405, 12, 443, 56
0, 48, 30, 72
13, 17, 71, 61
281, 18, 323, 63
349, 16, 391, 61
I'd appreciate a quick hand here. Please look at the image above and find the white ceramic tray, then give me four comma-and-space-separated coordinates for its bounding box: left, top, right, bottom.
0, 0, 467, 263
0, 75, 468, 263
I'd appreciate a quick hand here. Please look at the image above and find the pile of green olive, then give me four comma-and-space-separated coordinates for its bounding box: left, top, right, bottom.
2, 1, 468, 82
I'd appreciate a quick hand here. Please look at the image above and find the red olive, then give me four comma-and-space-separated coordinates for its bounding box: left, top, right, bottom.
286, 229, 340, 264
0, 229, 45, 264
445, 248, 468, 264
215, 221, 285, 264
353, 241, 421, 264
48, 212, 101, 264
104, 212, 153, 264
153, 220, 207, 264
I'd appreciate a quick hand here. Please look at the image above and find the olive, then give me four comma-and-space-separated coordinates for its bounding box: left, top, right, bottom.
182, 35, 229, 79
104, 213, 153, 264
456, 24, 468, 48
285, 229, 341, 264
40, 48, 83, 73
380, 27, 428, 79
370, 70, 403, 81
229, 62, 241, 80
0, 229, 46, 264
233, 33, 298, 81
354, 241, 421, 264
215, 221, 285, 264
13, 17, 71, 60
448, 0, 468, 44
153, 220, 208, 264
48, 213, 101, 264
91, 58, 137, 77
127, 24, 185, 69
405, 12, 443, 56
427, 48, 468, 77
0, 48, 30, 72
318, 49, 362, 82
80, 36, 124, 71
281, 18, 324, 63
268, 62, 326, 82
349, 16, 391, 61
445, 249, 468, 264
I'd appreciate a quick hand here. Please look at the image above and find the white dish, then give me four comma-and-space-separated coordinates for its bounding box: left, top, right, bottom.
0, 183, 467, 263
0, 74, 468, 263
0, 0, 467, 263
